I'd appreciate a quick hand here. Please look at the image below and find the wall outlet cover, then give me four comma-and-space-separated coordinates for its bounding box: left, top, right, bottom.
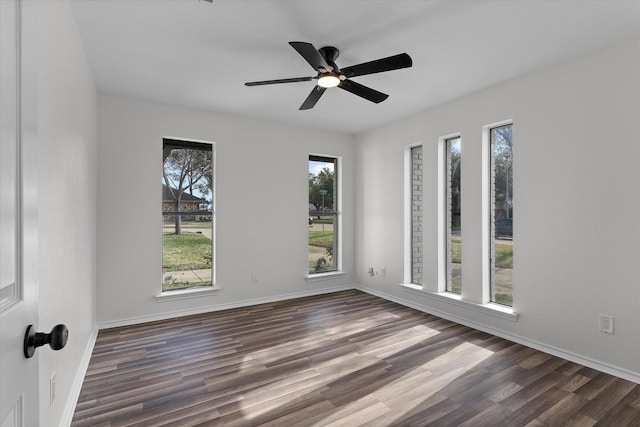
599, 314, 614, 334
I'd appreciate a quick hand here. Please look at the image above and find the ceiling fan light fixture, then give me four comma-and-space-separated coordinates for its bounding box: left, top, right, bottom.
317, 73, 341, 88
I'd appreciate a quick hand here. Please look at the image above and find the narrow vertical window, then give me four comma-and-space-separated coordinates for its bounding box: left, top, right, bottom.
162, 139, 214, 291
308, 155, 338, 274
446, 137, 462, 293
410, 145, 423, 285
490, 124, 513, 306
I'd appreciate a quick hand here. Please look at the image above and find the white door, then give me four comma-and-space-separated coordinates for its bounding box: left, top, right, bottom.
1, 0, 40, 426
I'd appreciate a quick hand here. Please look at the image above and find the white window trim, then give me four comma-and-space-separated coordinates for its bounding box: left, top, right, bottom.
307, 153, 342, 277
305, 271, 346, 282
160, 137, 217, 299
402, 127, 517, 320
156, 286, 220, 302
439, 133, 462, 294
483, 120, 513, 305
400, 283, 518, 321
404, 142, 425, 286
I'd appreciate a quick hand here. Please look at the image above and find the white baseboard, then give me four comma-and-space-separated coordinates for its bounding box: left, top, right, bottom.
60, 322, 99, 427
98, 284, 355, 330
357, 285, 640, 385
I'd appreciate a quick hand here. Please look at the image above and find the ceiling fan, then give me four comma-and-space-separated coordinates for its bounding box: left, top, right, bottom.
245, 41, 413, 110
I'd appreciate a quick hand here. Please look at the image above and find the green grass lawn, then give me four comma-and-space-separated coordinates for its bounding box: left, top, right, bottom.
494, 293, 513, 306
450, 240, 512, 268
451, 240, 462, 265
450, 239, 513, 306
310, 217, 334, 224
494, 244, 513, 269
309, 231, 334, 250
162, 232, 212, 271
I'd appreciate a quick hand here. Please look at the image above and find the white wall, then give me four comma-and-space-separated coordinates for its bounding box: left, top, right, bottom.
355, 38, 640, 381
35, 1, 98, 426
25, 4, 639, 423
96, 94, 355, 325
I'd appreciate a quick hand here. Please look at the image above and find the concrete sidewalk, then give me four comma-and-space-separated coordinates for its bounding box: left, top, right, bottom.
163, 269, 211, 286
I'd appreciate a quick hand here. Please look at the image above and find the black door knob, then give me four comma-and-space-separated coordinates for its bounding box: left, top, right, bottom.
23, 324, 69, 358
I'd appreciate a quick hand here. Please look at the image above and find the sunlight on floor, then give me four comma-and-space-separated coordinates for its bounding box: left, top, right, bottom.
385, 342, 495, 425
236, 324, 494, 425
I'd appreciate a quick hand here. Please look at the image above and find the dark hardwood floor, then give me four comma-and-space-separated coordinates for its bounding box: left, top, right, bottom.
71, 290, 640, 426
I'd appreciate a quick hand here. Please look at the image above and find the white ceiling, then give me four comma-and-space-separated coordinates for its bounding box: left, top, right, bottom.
70, 0, 640, 135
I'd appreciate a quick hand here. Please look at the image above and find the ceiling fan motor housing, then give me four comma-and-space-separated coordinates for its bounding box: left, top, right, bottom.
318, 46, 340, 71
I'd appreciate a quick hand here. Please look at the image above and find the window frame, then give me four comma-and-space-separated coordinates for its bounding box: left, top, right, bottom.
307, 154, 342, 277
158, 137, 217, 299
444, 135, 462, 294
487, 122, 513, 306
401, 127, 517, 321
409, 145, 424, 286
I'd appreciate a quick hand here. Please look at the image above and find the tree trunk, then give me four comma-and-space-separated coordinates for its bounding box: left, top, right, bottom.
173, 200, 182, 235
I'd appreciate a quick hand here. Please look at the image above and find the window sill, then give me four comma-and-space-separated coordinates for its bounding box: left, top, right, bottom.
399, 283, 519, 322
156, 286, 219, 302
305, 271, 346, 282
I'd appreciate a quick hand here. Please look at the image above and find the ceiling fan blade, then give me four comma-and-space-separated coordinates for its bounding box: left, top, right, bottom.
339, 79, 388, 104
245, 76, 314, 86
299, 86, 326, 110
289, 41, 331, 72
341, 53, 412, 78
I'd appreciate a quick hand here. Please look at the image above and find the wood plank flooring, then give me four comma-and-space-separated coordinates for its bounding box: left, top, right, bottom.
72, 290, 640, 426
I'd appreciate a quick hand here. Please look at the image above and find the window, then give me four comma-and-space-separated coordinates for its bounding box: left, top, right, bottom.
490, 124, 513, 306
445, 137, 462, 294
410, 145, 423, 285
308, 155, 338, 274
162, 139, 214, 292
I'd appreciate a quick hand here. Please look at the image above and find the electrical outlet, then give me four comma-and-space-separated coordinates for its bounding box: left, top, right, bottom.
251, 272, 258, 282
381, 267, 387, 277
599, 314, 614, 334
50, 372, 56, 405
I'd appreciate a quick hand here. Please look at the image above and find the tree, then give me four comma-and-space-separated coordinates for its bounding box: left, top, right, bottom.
309, 167, 334, 215
493, 126, 513, 219
163, 147, 212, 234
449, 140, 462, 228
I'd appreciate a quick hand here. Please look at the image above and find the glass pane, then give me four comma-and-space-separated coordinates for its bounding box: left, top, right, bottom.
309, 157, 337, 273
491, 125, 513, 306
162, 144, 213, 291
411, 146, 423, 285
447, 137, 461, 293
